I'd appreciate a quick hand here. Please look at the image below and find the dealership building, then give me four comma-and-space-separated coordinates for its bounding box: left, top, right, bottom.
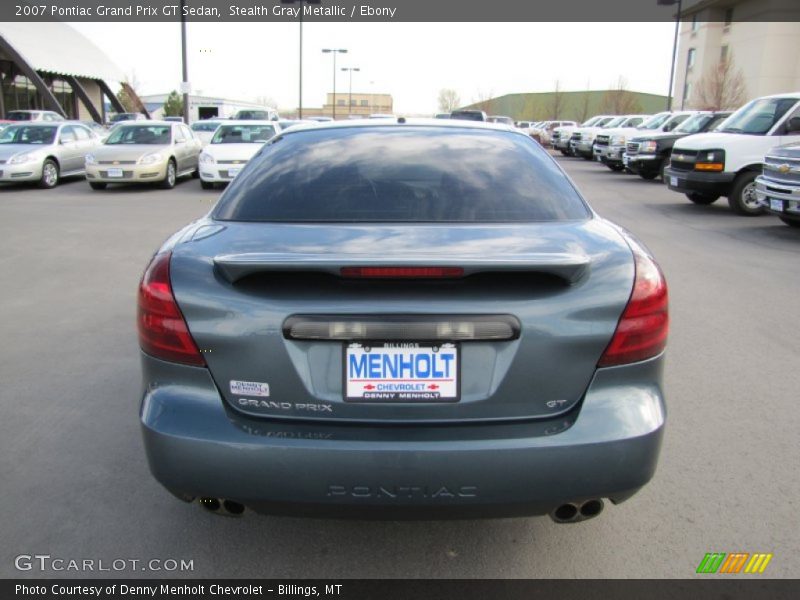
0, 22, 136, 122
139, 93, 275, 121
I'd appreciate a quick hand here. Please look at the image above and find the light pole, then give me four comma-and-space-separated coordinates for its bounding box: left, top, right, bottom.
179, 0, 190, 124
322, 48, 347, 119
658, 0, 683, 111
341, 67, 360, 115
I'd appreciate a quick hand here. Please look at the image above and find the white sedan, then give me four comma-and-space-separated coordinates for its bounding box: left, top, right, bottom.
198, 120, 280, 189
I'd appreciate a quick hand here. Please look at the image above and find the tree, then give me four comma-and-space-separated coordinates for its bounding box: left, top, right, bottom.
437, 88, 461, 113
255, 95, 278, 109
600, 76, 641, 114
549, 80, 566, 119
162, 90, 184, 117
471, 89, 495, 114
692, 54, 746, 110
116, 72, 141, 113
577, 80, 592, 122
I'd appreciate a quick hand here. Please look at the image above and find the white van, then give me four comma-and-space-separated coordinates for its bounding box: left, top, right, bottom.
664, 92, 800, 215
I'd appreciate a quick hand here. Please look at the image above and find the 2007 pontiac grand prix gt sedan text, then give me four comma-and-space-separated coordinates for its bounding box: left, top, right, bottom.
138, 119, 668, 522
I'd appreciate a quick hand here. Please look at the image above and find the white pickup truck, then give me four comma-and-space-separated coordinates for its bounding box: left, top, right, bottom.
665, 92, 800, 215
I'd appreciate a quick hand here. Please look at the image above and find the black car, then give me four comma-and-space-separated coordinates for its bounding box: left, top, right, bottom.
450, 109, 487, 122
625, 112, 731, 181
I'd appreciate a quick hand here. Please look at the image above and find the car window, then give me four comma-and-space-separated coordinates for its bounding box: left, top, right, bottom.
717, 97, 799, 135
105, 125, 172, 145
0, 125, 58, 144
73, 126, 91, 140
60, 126, 77, 142
211, 124, 277, 144
179, 125, 194, 140
214, 127, 591, 223
639, 113, 671, 130
664, 114, 690, 130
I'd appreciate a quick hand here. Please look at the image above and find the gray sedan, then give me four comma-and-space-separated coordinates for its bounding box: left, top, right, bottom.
0, 122, 101, 188
138, 120, 668, 522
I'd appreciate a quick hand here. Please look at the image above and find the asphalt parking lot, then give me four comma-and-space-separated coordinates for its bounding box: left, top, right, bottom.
1, 158, 798, 579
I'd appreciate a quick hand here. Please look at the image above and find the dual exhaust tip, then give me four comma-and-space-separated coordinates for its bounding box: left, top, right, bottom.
198, 496, 604, 522
199, 497, 245, 517
549, 499, 604, 524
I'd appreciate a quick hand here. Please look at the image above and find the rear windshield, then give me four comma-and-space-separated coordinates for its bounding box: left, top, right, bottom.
191, 121, 220, 132
450, 112, 484, 121
211, 124, 276, 144
235, 111, 269, 120
6, 111, 36, 121
214, 126, 590, 223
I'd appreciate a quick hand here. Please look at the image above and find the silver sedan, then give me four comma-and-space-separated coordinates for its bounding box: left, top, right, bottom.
0, 122, 101, 188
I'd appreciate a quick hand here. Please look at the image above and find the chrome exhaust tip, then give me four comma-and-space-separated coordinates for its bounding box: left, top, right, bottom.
549, 499, 604, 523
198, 497, 245, 517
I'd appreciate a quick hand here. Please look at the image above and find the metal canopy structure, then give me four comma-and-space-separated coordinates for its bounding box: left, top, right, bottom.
0, 22, 134, 121
0, 22, 123, 82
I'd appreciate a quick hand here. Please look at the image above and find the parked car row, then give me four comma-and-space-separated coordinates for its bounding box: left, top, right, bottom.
0, 117, 311, 191
555, 92, 800, 227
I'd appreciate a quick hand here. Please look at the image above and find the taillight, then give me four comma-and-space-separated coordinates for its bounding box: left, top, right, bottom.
137, 251, 205, 366
598, 249, 668, 367
340, 266, 465, 279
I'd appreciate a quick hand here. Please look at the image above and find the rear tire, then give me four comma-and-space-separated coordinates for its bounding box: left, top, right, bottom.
39, 159, 59, 189
727, 171, 764, 216
640, 172, 658, 180
191, 168, 200, 179
608, 164, 625, 172
780, 216, 800, 228
200, 180, 214, 190
89, 182, 107, 190
159, 159, 177, 189
686, 192, 719, 205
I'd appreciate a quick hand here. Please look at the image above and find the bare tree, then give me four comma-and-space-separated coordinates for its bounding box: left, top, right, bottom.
472, 89, 495, 114
116, 71, 142, 113
437, 88, 461, 113
549, 80, 566, 120
577, 80, 592, 122
254, 95, 278, 109
600, 76, 641, 114
692, 54, 747, 110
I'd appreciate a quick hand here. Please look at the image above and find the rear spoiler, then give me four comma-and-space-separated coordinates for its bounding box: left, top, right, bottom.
213, 253, 591, 284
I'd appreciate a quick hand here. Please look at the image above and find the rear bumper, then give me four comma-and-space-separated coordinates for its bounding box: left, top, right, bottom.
665, 167, 735, 197
140, 352, 666, 519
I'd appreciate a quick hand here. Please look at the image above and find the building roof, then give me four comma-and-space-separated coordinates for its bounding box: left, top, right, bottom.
461, 90, 670, 122
0, 22, 123, 82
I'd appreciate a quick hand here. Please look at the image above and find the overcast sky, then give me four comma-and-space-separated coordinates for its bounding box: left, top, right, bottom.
71, 22, 676, 114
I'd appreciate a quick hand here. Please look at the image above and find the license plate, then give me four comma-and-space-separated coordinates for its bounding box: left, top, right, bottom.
623, 155, 629, 166
107, 168, 123, 178
344, 342, 459, 402
770, 198, 783, 212
228, 167, 241, 177
670, 176, 679, 187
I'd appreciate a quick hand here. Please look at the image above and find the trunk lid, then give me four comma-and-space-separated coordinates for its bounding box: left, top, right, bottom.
170, 219, 634, 423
